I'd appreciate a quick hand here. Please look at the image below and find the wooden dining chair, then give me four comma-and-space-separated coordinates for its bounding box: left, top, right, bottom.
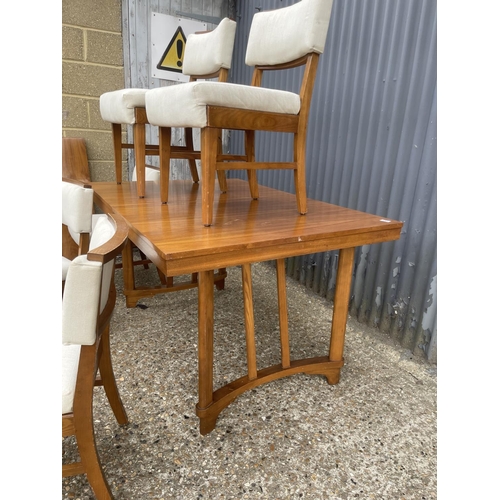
99, 17, 237, 199
62, 212, 129, 499
146, 0, 334, 226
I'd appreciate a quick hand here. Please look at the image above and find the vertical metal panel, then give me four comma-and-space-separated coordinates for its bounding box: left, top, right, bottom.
121, 0, 231, 179
231, 0, 437, 362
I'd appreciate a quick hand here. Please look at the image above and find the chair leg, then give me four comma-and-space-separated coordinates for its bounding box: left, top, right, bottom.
74, 417, 114, 499
294, 132, 307, 214
134, 121, 147, 198
245, 130, 259, 199
98, 325, 128, 425
185, 127, 200, 183
159, 127, 172, 204
73, 346, 115, 499
111, 123, 122, 184
201, 127, 218, 226
216, 130, 227, 193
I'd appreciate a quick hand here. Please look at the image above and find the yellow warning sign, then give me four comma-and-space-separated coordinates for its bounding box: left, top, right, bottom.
156, 27, 187, 73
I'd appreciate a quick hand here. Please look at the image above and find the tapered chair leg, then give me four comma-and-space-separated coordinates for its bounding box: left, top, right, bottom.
185, 127, 200, 183
134, 121, 147, 198
73, 346, 115, 500
201, 127, 219, 226
294, 132, 308, 214
98, 325, 128, 425
216, 130, 228, 193
159, 127, 172, 204
245, 130, 259, 200
111, 123, 123, 184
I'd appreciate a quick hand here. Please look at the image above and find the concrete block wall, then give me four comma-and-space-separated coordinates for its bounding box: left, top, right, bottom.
62, 0, 126, 181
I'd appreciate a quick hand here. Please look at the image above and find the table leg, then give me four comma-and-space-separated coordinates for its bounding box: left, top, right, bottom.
242, 264, 258, 380
196, 269, 216, 435
328, 247, 355, 384
194, 251, 353, 435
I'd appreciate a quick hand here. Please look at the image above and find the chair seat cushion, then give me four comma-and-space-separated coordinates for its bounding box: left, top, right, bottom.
100, 88, 148, 125
62, 344, 81, 414
146, 81, 301, 129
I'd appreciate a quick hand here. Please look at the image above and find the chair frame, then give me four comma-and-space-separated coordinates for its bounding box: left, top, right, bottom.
62, 213, 129, 499
198, 51, 320, 226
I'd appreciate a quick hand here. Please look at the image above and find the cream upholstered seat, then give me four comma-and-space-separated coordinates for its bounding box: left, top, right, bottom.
62, 180, 94, 282
146, 0, 334, 226
100, 17, 237, 200
62, 213, 129, 499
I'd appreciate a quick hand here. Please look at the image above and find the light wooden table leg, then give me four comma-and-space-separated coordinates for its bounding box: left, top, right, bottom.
328, 247, 355, 384
197, 269, 216, 435
276, 258, 291, 369
242, 264, 257, 380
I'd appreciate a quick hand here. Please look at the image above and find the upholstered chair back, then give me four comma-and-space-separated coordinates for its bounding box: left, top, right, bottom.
62, 181, 94, 236
182, 17, 237, 77
245, 0, 334, 67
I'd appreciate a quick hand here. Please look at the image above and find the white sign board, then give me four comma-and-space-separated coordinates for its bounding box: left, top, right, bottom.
151, 13, 207, 82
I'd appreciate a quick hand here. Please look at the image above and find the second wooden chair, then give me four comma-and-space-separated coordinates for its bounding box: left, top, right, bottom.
99, 17, 237, 200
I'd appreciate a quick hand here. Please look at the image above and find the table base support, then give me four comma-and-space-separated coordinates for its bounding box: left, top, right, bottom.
123, 271, 226, 308
196, 356, 344, 435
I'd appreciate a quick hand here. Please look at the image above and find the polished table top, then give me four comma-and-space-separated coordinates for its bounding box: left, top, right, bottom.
92, 179, 403, 275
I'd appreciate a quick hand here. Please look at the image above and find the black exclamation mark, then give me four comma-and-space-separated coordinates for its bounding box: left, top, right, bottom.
176, 39, 183, 67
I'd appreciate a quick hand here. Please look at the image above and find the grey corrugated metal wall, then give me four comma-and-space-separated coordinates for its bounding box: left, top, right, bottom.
228, 0, 437, 362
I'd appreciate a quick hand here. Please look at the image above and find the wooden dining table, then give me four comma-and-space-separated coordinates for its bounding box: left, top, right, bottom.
92, 178, 403, 435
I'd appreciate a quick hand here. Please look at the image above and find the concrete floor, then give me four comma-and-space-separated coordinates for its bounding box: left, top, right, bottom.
62, 261, 437, 499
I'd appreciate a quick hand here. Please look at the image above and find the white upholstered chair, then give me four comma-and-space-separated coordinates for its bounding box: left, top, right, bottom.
62, 179, 94, 282
146, 0, 334, 226
99, 17, 237, 200
62, 212, 129, 499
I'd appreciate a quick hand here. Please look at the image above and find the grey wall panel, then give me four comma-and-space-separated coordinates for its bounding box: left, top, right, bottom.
230, 0, 437, 362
